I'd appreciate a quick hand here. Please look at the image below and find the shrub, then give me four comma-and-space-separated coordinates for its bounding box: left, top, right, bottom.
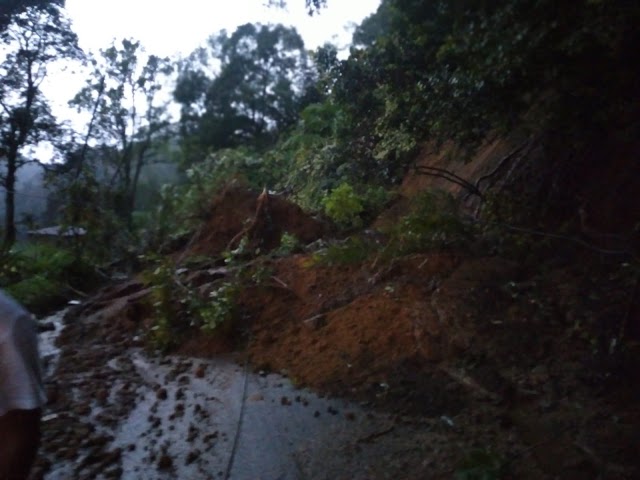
142, 257, 180, 351
0, 244, 99, 313
322, 183, 364, 229
384, 191, 473, 256
275, 232, 301, 256
196, 282, 238, 333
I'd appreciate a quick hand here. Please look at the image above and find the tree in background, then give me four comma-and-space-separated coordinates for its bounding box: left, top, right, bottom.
0, 3, 80, 248
174, 23, 310, 164
69, 39, 173, 227
0, 0, 64, 31
338, 0, 640, 149
266, 0, 326, 15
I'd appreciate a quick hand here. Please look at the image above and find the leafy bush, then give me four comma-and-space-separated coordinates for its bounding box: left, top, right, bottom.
142, 256, 180, 351
142, 254, 241, 351
275, 232, 301, 256
322, 183, 364, 229
0, 244, 99, 313
196, 282, 238, 333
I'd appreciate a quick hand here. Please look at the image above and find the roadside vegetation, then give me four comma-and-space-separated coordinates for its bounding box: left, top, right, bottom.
1, 2, 639, 476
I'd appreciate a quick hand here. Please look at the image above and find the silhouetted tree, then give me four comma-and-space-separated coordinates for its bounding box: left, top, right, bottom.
0, 3, 80, 248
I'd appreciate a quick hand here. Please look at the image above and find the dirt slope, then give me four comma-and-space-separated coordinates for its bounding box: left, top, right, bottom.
48, 155, 640, 479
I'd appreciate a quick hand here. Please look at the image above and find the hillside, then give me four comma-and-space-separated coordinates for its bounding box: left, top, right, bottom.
2, 1, 638, 478
34, 129, 640, 478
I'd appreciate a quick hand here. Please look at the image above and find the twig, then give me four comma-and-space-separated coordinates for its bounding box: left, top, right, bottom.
574, 440, 606, 472
495, 223, 633, 257
474, 139, 532, 192
302, 313, 325, 326
226, 187, 270, 251
413, 165, 482, 198
439, 365, 500, 401
174, 224, 203, 265
65, 283, 88, 298
270, 275, 290, 289
357, 424, 395, 443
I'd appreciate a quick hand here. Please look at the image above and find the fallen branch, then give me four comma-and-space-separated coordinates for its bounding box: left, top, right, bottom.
270, 275, 290, 290
439, 365, 501, 401
357, 424, 395, 443
227, 187, 270, 251
413, 165, 482, 198
495, 223, 635, 257
474, 139, 533, 192
65, 283, 88, 298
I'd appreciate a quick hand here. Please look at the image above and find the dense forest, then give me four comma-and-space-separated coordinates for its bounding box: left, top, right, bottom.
1, 0, 639, 478
2, 0, 637, 260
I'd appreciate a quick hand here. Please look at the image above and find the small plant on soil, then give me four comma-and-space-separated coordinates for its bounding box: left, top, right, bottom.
223, 236, 249, 264
311, 236, 374, 266
274, 232, 301, 256
143, 253, 243, 348
196, 282, 239, 332
143, 257, 179, 351
247, 263, 274, 285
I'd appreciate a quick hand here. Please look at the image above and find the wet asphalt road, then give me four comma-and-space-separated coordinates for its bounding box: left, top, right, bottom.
35, 310, 429, 480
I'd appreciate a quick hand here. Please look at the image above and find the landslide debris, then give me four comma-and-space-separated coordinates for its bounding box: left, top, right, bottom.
46, 179, 640, 479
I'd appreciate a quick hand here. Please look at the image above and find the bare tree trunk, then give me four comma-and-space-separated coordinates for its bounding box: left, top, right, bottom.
3, 151, 18, 249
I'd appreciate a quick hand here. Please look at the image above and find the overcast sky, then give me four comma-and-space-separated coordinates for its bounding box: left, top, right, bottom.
65, 0, 381, 57
42, 0, 381, 133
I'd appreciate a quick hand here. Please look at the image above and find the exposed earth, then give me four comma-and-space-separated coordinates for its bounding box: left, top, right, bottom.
31, 180, 640, 479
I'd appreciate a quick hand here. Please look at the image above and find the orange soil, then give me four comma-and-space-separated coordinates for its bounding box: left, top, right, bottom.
72, 183, 640, 478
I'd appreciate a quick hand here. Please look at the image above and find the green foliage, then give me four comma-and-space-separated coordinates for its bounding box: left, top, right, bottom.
322, 183, 364, 229
4, 274, 61, 313
141, 256, 175, 351
270, 101, 350, 209
142, 254, 242, 351
69, 38, 173, 227
334, 0, 640, 161
383, 191, 473, 256
147, 147, 275, 252
0, 0, 64, 31
0, 243, 98, 313
275, 232, 301, 256
199, 148, 277, 191
0, 5, 81, 247
223, 236, 250, 264
175, 23, 311, 160
196, 282, 238, 333
311, 236, 373, 266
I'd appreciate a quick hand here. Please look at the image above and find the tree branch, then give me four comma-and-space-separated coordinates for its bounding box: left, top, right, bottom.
413, 165, 483, 198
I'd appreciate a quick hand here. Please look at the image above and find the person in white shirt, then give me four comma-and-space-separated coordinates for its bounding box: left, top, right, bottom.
0, 290, 47, 480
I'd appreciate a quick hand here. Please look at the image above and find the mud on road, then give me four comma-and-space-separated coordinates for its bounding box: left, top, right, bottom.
32, 302, 473, 480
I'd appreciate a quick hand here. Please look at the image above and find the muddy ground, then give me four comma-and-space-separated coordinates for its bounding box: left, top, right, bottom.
31, 186, 640, 479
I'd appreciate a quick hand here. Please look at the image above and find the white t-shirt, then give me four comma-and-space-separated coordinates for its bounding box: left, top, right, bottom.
0, 290, 47, 416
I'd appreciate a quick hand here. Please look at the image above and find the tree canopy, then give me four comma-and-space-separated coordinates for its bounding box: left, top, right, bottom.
0, 3, 79, 247
174, 23, 311, 162
0, 0, 64, 30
